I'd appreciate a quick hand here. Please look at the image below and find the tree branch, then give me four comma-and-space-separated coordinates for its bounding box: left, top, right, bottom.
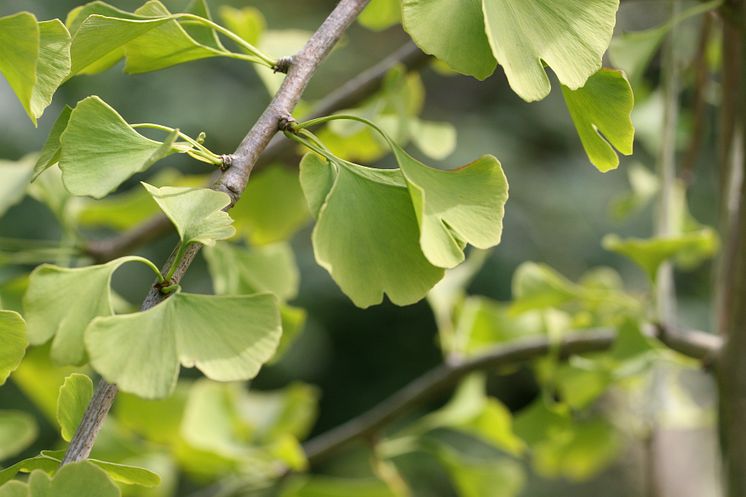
84, 41, 427, 264
62, 0, 371, 466
303, 325, 722, 464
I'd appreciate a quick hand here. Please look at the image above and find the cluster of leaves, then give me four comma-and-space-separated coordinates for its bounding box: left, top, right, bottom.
0, 0, 725, 495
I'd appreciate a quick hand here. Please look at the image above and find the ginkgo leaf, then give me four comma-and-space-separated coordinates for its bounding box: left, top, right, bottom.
142, 183, 235, 247
86, 292, 281, 398
359, 0, 401, 31
0, 481, 26, 497
59, 96, 179, 198
0, 13, 70, 125
32, 106, 72, 180
124, 0, 225, 74
392, 145, 508, 268
204, 242, 299, 301
561, 69, 634, 172
603, 229, 719, 282
0, 311, 27, 386
300, 153, 444, 308
56, 373, 93, 442
482, 0, 619, 102
23, 256, 159, 365
0, 411, 37, 461
401, 0, 496, 80
219, 6, 265, 47
27, 462, 119, 497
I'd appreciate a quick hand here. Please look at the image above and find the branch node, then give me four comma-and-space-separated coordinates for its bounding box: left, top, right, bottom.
273, 56, 294, 74
278, 116, 299, 133
220, 154, 234, 172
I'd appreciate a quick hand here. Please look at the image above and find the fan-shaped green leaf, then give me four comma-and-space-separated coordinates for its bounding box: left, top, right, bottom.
0, 156, 34, 219
0, 453, 58, 487
0, 13, 71, 125
86, 292, 281, 398
482, 0, 619, 102
0, 411, 37, 461
0, 311, 27, 386
300, 153, 444, 308
392, 145, 508, 268
56, 373, 93, 442
561, 69, 634, 172
0, 481, 27, 497
359, 0, 401, 31
86, 460, 160, 487
219, 6, 265, 47
24, 256, 158, 365
402, 0, 496, 79
142, 183, 235, 247
27, 462, 119, 497
59, 97, 179, 198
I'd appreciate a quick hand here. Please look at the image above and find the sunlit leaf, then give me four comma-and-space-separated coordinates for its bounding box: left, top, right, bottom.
142, 183, 235, 247
410, 120, 457, 161
0, 311, 27, 386
86, 292, 281, 398
26, 462, 119, 497
0, 453, 58, 487
561, 69, 634, 172
0, 481, 26, 497
218, 6, 265, 47
56, 373, 93, 442
237, 382, 319, 443
0, 411, 37, 461
402, 0, 496, 79
60, 97, 180, 198
31, 20, 72, 122
24, 256, 158, 365
300, 153, 444, 308
392, 145, 508, 268
359, 0, 401, 31
86, 460, 160, 488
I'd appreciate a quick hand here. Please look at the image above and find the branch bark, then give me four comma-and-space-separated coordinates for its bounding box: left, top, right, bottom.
61, 0, 371, 465
304, 325, 722, 464
85, 41, 426, 264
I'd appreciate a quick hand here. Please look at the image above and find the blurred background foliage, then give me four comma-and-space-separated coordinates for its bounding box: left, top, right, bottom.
0, 0, 723, 496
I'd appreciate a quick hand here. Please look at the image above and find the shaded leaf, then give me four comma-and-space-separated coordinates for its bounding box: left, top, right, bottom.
143, 183, 235, 247
31, 20, 71, 122
32, 107, 72, 181
27, 462, 119, 497
0, 156, 35, 218
56, 373, 93, 442
0, 481, 27, 497
0, 311, 27, 386
86, 292, 281, 398
359, 0, 401, 31
59, 97, 179, 198
218, 6, 265, 47
561, 69, 634, 172
510, 262, 580, 313
0, 411, 37, 461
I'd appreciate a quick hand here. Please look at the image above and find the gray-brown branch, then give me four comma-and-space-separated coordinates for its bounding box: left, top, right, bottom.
61, 0, 371, 465
303, 325, 722, 464
85, 41, 427, 264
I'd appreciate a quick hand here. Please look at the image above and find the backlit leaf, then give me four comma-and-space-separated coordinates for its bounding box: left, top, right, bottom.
86, 292, 281, 398
359, 0, 401, 31
32, 107, 72, 181
561, 69, 634, 172
56, 373, 93, 442
142, 183, 235, 247
219, 6, 265, 47
24, 256, 158, 365
60, 96, 179, 198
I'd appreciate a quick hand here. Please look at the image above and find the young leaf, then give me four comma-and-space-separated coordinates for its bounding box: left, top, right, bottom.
59, 97, 179, 198
24, 256, 158, 365
32, 106, 72, 180
219, 6, 265, 47
142, 183, 235, 247
392, 145, 508, 268
359, 0, 401, 31
0, 156, 35, 219
561, 69, 634, 172
27, 462, 119, 497
300, 153, 444, 308
0, 411, 37, 461
0, 311, 27, 386
56, 373, 93, 442
401, 0, 496, 80
124, 0, 224, 74
0, 14, 71, 124
86, 292, 281, 398
481, 0, 619, 102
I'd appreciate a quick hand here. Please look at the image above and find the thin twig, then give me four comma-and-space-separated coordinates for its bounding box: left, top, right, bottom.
303, 325, 722, 464
62, 0, 371, 466
84, 41, 427, 264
